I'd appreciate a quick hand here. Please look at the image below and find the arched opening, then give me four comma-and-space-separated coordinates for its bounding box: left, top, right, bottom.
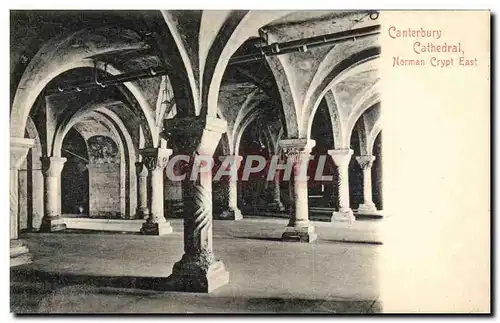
309, 98, 336, 209
86, 134, 123, 218
61, 128, 90, 215
212, 135, 228, 218
238, 120, 271, 214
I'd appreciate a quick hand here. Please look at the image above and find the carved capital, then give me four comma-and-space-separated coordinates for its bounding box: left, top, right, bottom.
328, 149, 353, 167
279, 139, 315, 164
135, 162, 149, 177
141, 148, 172, 172
355, 155, 376, 170
10, 137, 34, 170
40, 157, 67, 177
163, 116, 227, 156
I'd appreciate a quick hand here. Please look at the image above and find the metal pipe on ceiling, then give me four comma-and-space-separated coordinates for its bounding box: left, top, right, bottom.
49, 24, 380, 95
228, 24, 381, 65
48, 66, 167, 95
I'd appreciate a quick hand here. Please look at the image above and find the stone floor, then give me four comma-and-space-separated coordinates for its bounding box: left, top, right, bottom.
11, 216, 383, 314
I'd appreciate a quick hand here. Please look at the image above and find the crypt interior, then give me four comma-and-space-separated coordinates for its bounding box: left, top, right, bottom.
10, 10, 383, 314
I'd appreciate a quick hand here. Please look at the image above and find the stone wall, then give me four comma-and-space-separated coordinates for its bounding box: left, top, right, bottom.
88, 163, 123, 218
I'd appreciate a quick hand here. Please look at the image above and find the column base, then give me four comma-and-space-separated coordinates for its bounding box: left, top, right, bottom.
166, 200, 184, 218
10, 239, 32, 267
282, 224, 318, 243
331, 209, 356, 223
135, 208, 150, 220
39, 217, 66, 232
140, 221, 173, 236
218, 207, 243, 220
357, 203, 378, 214
267, 200, 285, 212
167, 258, 230, 293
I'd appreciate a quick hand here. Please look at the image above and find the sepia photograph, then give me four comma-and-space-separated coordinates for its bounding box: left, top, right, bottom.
8, 9, 490, 314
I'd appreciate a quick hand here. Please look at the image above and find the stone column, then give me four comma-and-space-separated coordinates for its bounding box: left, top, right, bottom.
356, 155, 377, 214
218, 155, 243, 220
165, 160, 184, 218
135, 161, 150, 219
268, 172, 285, 212
164, 116, 229, 292
280, 139, 317, 243
140, 148, 173, 236
10, 137, 34, 266
328, 149, 355, 222
40, 156, 67, 232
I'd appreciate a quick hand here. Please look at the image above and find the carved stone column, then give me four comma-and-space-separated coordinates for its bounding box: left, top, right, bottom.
268, 172, 285, 212
135, 161, 150, 219
328, 149, 355, 222
164, 116, 229, 292
40, 156, 67, 232
140, 148, 173, 235
217, 155, 243, 220
280, 139, 317, 243
356, 155, 377, 214
10, 137, 34, 266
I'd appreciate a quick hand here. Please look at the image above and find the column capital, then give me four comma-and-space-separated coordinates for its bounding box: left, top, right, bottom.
135, 161, 149, 177
40, 156, 67, 177
10, 137, 34, 170
163, 116, 227, 156
140, 147, 172, 172
279, 139, 316, 153
279, 139, 315, 162
355, 155, 376, 170
327, 149, 353, 167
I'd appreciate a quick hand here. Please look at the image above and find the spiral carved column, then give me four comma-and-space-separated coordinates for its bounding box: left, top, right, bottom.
356, 155, 377, 214
280, 139, 317, 243
135, 162, 149, 219
140, 147, 173, 236
268, 171, 285, 212
164, 116, 230, 293
328, 149, 355, 222
217, 155, 243, 220
10, 138, 34, 266
40, 156, 67, 232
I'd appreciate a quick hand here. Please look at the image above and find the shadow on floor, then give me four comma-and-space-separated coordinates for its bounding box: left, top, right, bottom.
11, 267, 382, 314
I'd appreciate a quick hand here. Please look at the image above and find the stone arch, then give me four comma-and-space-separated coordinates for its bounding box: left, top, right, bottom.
203, 11, 293, 119
368, 119, 382, 156
234, 107, 261, 156
345, 82, 381, 146
10, 26, 149, 139
322, 91, 345, 149
94, 108, 138, 218
160, 10, 201, 115
265, 55, 300, 139
302, 48, 380, 139
355, 117, 368, 156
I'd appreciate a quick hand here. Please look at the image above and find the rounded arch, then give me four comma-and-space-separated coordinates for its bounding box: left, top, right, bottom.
264, 54, 300, 139
10, 26, 157, 144
345, 82, 381, 146
235, 109, 260, 156
11, 26, 145, 137
368, 119, 382, 156
53, 99, 118, 157
203, 11, 293, 119
231, 89, 265, 138
303, 48, 380, 139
